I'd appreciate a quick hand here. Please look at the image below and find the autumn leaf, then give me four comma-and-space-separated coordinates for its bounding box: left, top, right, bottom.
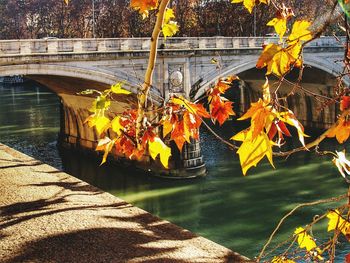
267, 17, 287, 41
148, 137, 172, 168
64, 0, 69, 4
171, 97, 210, 118
207, 77, 236, 103
288, 20, 312, 44
332, 150, 350, 180
111, 83, 131, 95
341, 96, 350, 111
271, 257, 297, 263
238, 99, 275, 140
294, 227, 317, 251
84, 114, 110, 135
346, 253, 350, 263
278, 110, 308, 147
162, 21, 179, 39
111, 116, 124, 136
130, 0, 158, 18
231, 131, 274, 175
161, 8, 179, 39
96, 137, 116, 165
256, 43, 302, 76
231, 0, 269, 13
327, 209, 350, 236
327, 117, 350, 143
209, 97, 235, 126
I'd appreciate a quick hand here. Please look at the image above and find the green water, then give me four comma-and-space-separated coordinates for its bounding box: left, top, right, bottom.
1, 83, 349, 260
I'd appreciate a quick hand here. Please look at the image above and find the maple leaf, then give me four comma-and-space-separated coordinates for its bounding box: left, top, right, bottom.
148, 137, 172, 168
341, 96, 350, 111
231, 131, 274, 175
231, 0, 269, 13
294, 227, 317, 251
288, 20, 312, 44
327, 117, 350, 143
278, 110, 308, 147
271, 257, 297, 263
111, 116, 124, 136
96, 137, 116, 165
238, 99, 275, 140
327, 210, 350, 236
267, 17, 287, 41
162, 21, 179, 39
84, 114, 110, 135
171, 97, 210, 118
333, 150, 350, 180
161, 8, 179, 39
171, 120, 190, 151
111, 83, 131, 95
210, 97, 235, 126
346, 253, 350, 263
207, 78, 233, 103
256, 43, 302, 77
130, 0, 158, 18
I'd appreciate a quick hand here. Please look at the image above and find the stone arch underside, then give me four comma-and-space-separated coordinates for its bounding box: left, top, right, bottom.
0, 63, 148, 96
193, 56, 347, 100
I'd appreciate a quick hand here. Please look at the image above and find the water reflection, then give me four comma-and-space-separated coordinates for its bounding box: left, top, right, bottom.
0, 83, 349, 260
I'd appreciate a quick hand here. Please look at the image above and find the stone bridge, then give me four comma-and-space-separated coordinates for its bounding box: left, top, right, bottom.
0, 36, 345, 177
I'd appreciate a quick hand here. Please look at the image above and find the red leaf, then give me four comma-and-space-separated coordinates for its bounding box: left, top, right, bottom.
210, 97, 236, 126
341, 96, 350, 111
345, 253, 350, 263
268, 122, 277, 140
277, 120, 291, 137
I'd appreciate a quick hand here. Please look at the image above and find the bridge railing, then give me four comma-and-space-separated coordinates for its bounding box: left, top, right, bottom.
0, 36, 345, 55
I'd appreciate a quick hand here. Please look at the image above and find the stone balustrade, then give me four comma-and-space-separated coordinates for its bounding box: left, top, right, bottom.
0, 36, 344, 56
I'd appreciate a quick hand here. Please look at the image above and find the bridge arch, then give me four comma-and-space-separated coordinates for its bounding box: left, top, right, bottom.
193, 57, 348, 100
0, 64, 145, 95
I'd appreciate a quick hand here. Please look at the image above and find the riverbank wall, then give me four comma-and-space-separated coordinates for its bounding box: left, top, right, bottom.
0, 143, 249, 262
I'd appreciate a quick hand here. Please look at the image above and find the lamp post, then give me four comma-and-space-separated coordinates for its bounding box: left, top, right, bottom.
92, 0, 96, 38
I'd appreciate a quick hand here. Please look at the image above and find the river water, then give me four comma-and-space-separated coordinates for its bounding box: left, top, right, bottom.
0, 82, 349, 260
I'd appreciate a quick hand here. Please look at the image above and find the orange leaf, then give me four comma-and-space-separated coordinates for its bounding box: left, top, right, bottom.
130, 0, 158, 17
327, 117, 350, 144
341, 96, 350, 111
209, 97, 235, 126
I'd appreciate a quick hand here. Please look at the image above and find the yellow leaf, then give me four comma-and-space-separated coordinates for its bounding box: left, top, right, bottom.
95, 116, 110, 135
294, 227, 317, 252
64, 0, 69, 4
327, 210, 350, 235
164, 8, 175, 23
256, 43, 302, 77
162, 21, 179, 39
271, 257, 297, 263
235, 132, 274, 175
278, 110, 308, 147
162, 120, 173, 138
288, 20, 312, 44
148, 137, 172, 169
262, 78, 271, 104
96, 137, 116, 165
267, 17, 287, 41
231, 0, 268, 13
111, 116, 123, 136
111, 83, 131, 95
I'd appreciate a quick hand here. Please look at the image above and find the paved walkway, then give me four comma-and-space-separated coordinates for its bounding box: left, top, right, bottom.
0, 143, 250, 263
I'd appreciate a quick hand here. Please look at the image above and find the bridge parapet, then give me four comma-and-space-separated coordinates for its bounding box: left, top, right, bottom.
0, 36, 345, 56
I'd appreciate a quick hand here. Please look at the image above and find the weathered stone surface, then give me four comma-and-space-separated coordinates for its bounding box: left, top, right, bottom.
0, 143, 250, 263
